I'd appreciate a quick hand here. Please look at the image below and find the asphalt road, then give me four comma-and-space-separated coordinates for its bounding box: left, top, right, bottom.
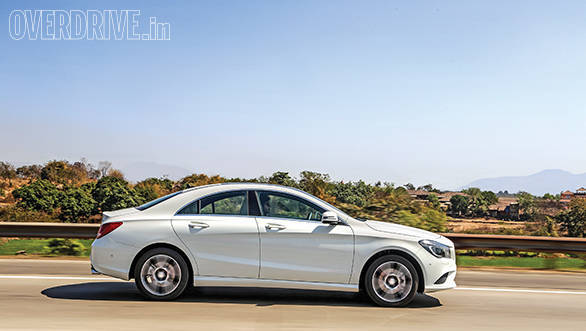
0, 259, 585, 330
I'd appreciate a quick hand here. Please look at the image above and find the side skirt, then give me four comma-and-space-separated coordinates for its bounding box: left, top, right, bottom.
194, 276, 359, 293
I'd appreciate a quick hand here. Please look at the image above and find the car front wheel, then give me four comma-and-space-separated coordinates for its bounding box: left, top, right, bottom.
134, 247, 189, 300
364, 254, 419, 307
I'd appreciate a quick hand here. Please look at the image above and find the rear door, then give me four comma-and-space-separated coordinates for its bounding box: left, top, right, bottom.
171, 190, 260, 278
254, 190, 354, 283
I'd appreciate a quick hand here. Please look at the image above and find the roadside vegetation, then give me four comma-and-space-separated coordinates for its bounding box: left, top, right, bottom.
457, 255, 586, 270
0, 159, 585, 238
0, 238, 92, 257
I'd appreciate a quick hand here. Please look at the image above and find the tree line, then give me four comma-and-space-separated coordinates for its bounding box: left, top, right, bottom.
0, 160, 584, 237
0, 160, 447, 232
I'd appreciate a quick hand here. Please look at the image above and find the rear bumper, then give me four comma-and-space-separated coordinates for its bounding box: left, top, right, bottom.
90, 236, 135, 280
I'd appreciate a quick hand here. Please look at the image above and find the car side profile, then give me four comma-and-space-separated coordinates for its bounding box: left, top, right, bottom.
91, 183, 456, 307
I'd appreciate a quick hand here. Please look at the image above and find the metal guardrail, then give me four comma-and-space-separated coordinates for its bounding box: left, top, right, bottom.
1, 222, 585, 253
0, 222, 99, 239
444, 233, 586, 253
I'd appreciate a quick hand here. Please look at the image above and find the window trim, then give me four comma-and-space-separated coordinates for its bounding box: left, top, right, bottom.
175, 189, 249, 216
255, 190, 326, 222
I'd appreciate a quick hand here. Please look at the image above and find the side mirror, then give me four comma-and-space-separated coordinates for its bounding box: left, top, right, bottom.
321, 211, 340, 225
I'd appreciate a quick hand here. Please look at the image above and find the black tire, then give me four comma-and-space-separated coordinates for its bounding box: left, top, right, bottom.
134, 247, 190, 300
363, 255, 419, 307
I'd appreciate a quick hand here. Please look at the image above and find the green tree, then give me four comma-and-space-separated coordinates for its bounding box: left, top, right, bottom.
298, 171, 332, 201
517, 191, 536, 220
556, 199, 586, 237
268, 172, 296, 187
135, 177, 174, 202
330, 180, 373, 207
417, 184, 440, 193
480, 191, 498, 205
59, 186, 97, 222
450, 195, 469, 216
11, 180, 60, 213
176, 173, 225, 190
91, 176, 143, 212
426, 193, 440, 209
403, 183, 415, 190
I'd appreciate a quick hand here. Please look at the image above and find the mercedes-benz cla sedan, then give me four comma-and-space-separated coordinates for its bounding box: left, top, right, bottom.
91, 183, 456, 307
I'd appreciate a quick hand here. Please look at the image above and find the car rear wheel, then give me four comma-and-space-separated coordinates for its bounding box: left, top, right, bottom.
364, 255, 418, 307
134, 248, 189, 300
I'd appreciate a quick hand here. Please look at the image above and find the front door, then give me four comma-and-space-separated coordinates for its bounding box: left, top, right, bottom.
254, 191, 354, 283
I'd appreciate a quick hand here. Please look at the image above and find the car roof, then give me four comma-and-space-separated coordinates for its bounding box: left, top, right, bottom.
138, 182, 339, 217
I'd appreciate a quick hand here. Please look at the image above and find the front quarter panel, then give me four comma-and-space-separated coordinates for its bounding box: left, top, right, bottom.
349, 221, 456, 292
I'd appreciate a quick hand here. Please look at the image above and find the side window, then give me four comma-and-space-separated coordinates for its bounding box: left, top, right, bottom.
200, 191, 248, 215
257, 191, 324, 221
176, 191, 248, 216
177, 200, 199, 215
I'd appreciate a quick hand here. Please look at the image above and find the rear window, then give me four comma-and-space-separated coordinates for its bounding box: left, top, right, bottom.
136, 191, 183, 211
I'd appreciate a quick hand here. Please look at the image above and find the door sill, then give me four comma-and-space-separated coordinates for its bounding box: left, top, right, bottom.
194, 276, 359, 292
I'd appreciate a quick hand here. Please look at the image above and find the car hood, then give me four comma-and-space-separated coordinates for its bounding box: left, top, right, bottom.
364, 220, 441, 240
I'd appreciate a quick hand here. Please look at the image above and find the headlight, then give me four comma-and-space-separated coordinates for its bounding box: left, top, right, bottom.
419, 239, 452, 259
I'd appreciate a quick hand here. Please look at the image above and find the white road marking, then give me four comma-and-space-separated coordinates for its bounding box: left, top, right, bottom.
455, 287, 586, 295
0, 275, 121, 281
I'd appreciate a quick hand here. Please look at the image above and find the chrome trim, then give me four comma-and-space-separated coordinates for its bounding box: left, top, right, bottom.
194, 276, 359, 292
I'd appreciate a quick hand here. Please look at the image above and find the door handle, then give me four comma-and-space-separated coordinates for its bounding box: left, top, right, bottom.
188, 221, 209, 229
265, 223, 286, 230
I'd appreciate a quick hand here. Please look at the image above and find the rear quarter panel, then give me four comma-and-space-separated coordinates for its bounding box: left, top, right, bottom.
91, 218, 198, 280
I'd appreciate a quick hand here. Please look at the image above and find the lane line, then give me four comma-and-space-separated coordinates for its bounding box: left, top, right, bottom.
0, 275, 120, 281
455, 287, 586, 295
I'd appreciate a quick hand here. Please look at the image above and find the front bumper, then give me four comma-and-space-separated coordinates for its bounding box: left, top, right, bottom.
422, 246, 457, 292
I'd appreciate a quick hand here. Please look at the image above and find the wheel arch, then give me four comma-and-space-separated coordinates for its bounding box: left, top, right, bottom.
358, 248, 425, 293
129, 242, 195, 284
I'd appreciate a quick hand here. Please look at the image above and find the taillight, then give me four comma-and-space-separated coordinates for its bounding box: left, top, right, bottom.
96, 222, 123, 239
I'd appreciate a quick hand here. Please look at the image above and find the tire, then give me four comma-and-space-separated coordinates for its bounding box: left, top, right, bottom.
363, 255, 419, 307
134, 247, 190, 300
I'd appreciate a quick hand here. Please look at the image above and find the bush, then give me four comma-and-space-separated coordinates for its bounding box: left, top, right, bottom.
11, 180, 61, 213
556, 199, 586, 237
134, 177, 174, 202
91, 176, 143, 212
0, 205, 58, 222
44, 238, 85, 256
59, 187, 97, 222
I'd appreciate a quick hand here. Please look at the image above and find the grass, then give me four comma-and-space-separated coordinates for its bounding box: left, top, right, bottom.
0, 238, 93, 257
457, 255, 586, 270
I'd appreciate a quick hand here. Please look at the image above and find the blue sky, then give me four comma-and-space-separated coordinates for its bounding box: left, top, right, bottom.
2, 1, 586, 188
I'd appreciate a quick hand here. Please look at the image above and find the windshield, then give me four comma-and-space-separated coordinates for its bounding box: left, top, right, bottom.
136, 190, 183, 211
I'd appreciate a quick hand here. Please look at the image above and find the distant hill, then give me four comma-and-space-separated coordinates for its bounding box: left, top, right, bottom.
463, 169, 586, 196
120, 161, 192, 183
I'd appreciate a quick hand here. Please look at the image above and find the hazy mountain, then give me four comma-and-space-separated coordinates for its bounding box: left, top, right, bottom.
463, 169, 586, 196
120, 161, 192, 183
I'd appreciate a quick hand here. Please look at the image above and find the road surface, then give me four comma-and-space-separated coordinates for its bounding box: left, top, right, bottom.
0, 259, 585, 330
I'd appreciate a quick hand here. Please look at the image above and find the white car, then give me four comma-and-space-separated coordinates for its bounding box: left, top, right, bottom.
91, 183, 456, 307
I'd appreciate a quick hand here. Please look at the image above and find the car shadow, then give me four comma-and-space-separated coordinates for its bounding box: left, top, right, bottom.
41, 282, 442, 308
